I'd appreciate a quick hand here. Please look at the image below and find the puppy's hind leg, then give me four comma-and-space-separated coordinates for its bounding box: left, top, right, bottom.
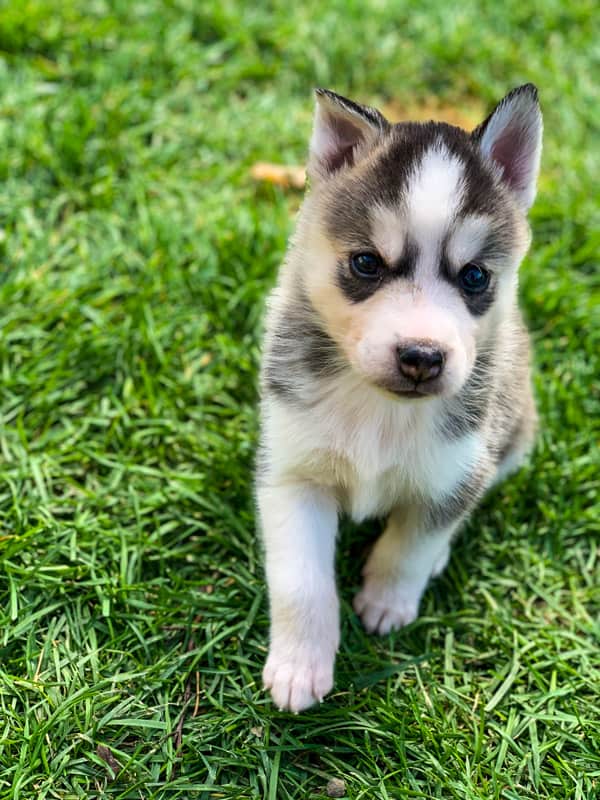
258, 482, 339, 712
353, 505, 460, 636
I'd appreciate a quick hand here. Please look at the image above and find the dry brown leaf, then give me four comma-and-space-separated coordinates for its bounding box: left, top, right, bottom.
97, 745, 121, 779
250, 162, 306, 189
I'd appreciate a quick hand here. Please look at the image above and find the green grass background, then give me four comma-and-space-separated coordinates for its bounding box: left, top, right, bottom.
0, 1, 598, 798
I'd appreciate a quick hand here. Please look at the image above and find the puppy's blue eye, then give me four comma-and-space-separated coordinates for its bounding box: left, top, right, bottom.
350, 252, 382, 279
458, 264, 490, 294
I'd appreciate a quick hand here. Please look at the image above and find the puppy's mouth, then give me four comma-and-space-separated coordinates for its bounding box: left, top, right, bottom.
392, 388, 429, 399
380, 378, 445, 400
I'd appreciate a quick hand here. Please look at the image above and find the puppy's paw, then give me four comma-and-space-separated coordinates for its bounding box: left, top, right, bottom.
263, 644, 335, 712
353, 577, 420, 636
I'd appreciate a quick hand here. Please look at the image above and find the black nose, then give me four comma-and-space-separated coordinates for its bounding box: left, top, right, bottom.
396, 345, 445, 383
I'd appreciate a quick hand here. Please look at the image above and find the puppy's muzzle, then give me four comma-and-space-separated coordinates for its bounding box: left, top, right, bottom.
396, 344, 445, 384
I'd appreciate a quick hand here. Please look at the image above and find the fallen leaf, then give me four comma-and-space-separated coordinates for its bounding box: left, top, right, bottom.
250, 162, 306, 189
97, 745, 121, 779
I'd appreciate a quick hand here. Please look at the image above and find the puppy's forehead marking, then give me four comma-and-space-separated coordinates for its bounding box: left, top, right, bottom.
369, 203, 405, 264
368, 143, 467, 273
446, 215, 491, 268
324, 179, 374, 247
406, 144, 465, 246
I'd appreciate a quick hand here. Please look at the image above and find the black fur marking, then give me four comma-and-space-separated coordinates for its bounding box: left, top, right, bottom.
264, 374, 301, 403
337, 241, 418, 304
423, 469, 488, 531
457, 153, 505, 217
263, 297, 345, 404
324, 177, 375, 248
368, 121, 508, 217
324, 124, 450, 246
394, 239, 419, 278
337, 258, 382, 302
439, 348, 495, 440
440, 224, 514, 317
368, 123, 439, 208
461, 282, 496, 316
440, 252, 496, 316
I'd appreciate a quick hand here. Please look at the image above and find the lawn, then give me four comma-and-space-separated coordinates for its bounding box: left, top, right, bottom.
0, 1, 598, 798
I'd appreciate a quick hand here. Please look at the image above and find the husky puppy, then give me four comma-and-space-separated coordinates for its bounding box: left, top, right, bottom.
257, 85, 542, 711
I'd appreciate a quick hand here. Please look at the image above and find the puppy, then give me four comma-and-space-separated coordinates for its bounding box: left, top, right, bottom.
256, 85, 542, 711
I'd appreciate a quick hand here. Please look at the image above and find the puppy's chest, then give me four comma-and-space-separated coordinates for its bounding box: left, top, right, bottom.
296, 405, 478, 522
338, 463, 409, 522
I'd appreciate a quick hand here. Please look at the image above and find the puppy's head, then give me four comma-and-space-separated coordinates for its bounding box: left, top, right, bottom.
295, 86, 542, 399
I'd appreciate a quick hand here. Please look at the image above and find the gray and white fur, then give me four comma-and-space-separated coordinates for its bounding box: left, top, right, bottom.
256, 85, 542, 711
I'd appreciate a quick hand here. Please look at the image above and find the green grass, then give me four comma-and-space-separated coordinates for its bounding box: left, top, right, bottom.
0, 1, 598, 798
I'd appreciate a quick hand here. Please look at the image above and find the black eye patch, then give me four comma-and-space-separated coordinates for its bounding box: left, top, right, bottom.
439, 226, 511, 316
459, 280, 496, 316
440, 253, 496, 316
337, 242, 418, 303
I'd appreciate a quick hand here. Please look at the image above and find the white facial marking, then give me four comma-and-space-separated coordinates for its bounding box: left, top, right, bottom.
446, 215, 491, 268
406, 144, 464, 254
370, 203, 405, 264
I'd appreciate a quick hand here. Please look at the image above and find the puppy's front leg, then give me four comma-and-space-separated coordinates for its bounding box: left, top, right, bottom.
354, 505, 460, 636
258, 482, 339, 712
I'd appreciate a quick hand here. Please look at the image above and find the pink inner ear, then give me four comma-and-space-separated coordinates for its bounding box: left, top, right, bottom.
491, 127, 531, 192
323, 114, 365, 172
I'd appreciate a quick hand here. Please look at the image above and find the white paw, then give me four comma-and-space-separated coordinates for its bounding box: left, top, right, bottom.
353, 577, 421, 635
263, 645, 335, 712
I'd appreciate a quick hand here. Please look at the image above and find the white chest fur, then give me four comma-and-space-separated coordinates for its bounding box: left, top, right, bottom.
263, 377, 485, 522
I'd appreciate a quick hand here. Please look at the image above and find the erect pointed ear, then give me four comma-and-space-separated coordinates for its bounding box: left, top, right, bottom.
308, 88, 388, 181
471, 84, 543, 211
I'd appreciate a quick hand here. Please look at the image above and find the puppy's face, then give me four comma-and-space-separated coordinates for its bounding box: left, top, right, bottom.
296, 87, 542, 399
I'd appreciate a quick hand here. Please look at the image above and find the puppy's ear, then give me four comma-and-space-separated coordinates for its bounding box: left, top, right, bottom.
472, 84, 542, 211
308, 89, 388, 181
